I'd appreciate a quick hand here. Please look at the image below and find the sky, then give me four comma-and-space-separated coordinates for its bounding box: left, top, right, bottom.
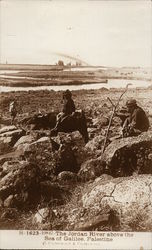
0, 0, 151, 67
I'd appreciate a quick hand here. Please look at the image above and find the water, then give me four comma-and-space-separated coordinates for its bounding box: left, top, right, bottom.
64, 67, 108, 71
107, 79, 151, 89
0, 74, 42, 80
0, 79, 151, 93
0, 70, 20, 74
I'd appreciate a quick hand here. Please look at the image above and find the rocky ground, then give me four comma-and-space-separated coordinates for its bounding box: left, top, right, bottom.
0, 87, 152, 231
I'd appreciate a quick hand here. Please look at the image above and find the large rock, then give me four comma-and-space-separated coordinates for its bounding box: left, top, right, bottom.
78, 157, 103, 182
33, 207, 52, 224
53, 133, 100, 170
85, 135, 105, 153
92, 116, 109, 128
102, 131, 152, 177
0, 126, 25, 154
0, 160, 39, 208
0, 126, 17, 134
14, 135, 35, 148
3, 194, 14, 207
55, 141, 79, 174
0, 149, 25, 166
52, 133, 81, 174
0, 137, 12, 155
57, 171, 78, 183
23, 137, 57, 179
81, 174, 152, 231
1, 160, 21, 177
40, 180, 70, 203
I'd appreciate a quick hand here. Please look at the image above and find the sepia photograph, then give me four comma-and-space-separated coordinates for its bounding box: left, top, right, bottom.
0, 0, 152, 249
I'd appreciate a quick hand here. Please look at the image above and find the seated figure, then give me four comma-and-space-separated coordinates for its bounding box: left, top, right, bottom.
122, 99, 149, 137
52, 89, 75, 132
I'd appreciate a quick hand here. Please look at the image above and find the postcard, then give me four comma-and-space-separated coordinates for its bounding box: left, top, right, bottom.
0, 0, 152, 249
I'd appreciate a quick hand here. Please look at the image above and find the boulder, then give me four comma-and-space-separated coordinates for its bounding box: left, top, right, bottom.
92, 116, 109, 128
52, 131, 82, 147
78, 157, 103, 182
55, 142, 79, 175
0, 137, 12, 154
0, 161, 38, 204
33, 207, 52, 224
52, 132, 90, 168
57, 171, 78, 183
0, 129, 24, 138
52, 133, 80, 174
1, 208, 19, 219
0, 127, 25, 154
87, 128, 97, 138
23, 137, 57, 178
102, 131, 152, 177
74, 213, 110, 231
81, 174, 152, 231
0, 126, 17, 134
0, 117, 11, 127
40, 181, 71, 203
4, 195, 14, 207
1, 160, 22, 177
85, 135, 105, 153
0, 149, 25, 166
14, 135, 35, 148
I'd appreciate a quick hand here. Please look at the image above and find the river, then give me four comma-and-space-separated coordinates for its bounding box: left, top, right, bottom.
0, 79, 151, 93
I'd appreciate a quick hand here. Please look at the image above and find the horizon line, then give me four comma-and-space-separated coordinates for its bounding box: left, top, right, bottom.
0, 63, 150, 69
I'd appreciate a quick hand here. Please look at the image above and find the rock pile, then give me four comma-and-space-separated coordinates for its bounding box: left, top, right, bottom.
0, 127, 85, 208
0, 121, 152, 232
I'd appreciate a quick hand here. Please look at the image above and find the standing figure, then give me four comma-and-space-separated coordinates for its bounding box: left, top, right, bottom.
122, 99, 149, 137
9, 100, 17, 125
